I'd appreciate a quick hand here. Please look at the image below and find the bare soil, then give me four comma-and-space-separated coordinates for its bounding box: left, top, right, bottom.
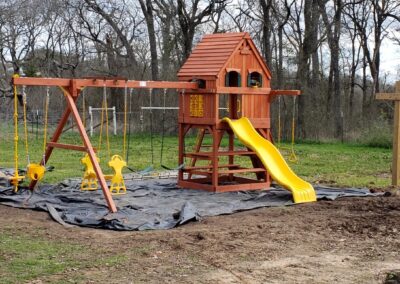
1, 193, 400, 283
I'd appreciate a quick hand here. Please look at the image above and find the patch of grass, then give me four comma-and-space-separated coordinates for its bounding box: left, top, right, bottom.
288, 142, 392, 187
0, 232, 127, 283
357, 120, 393, 149
0, 234, 86, 283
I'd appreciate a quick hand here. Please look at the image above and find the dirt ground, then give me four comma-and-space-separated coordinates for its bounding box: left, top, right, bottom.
1, 193, 400, 284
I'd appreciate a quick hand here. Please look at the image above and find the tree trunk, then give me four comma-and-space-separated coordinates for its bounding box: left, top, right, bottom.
259, 0, 272, 65
139, 0, 159, 81
297, 0, 320, 139
319, 0, 343, 139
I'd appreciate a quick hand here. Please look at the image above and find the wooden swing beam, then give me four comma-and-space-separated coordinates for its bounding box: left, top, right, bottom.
12, 77, 199, 213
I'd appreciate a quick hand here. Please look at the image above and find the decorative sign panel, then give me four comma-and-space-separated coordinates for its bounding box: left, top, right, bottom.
189, 94, 204, 117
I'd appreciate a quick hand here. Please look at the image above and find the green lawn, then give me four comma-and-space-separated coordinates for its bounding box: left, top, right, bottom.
0, 126, 393, 187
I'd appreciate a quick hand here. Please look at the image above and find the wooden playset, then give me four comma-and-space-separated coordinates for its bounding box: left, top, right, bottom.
177, 32, 300, 192
9, 32, 315, 213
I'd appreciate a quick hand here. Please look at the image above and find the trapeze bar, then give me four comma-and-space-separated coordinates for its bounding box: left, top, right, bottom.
90, 107, 116, 111
141, 107, 179, 110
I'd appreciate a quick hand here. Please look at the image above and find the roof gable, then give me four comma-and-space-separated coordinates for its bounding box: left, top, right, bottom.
177, 32, 271, 79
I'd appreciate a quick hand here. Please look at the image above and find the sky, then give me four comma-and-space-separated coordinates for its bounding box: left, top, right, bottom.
380, 39, 400, 83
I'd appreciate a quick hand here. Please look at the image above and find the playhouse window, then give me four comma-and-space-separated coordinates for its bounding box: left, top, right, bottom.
225, 70, 241, 87
247, 71, 262, 87
190, 78, 206, 89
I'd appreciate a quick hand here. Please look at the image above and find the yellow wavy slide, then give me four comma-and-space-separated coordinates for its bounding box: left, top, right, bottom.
222, 117, 316, 203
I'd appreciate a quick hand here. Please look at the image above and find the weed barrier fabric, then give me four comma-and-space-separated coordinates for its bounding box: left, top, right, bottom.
0, 179, 380, 231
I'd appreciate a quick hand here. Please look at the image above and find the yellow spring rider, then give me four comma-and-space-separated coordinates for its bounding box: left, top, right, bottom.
10, 78, 49, 191
81, 83, 128, 195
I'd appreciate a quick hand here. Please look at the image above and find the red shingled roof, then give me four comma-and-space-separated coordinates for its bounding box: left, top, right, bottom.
177, 32, 248, 77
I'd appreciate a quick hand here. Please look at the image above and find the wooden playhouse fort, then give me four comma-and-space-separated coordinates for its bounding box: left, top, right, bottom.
176, 32, 301, 193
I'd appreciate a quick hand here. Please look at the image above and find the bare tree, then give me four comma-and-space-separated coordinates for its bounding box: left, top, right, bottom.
346, 0, 400, 93
176, 0, 227, 63
259, 0, 273, 65
81, 0, 140, 74
139, 0, 159, 80
271, 0, 295, 88
319, 0, 344, 139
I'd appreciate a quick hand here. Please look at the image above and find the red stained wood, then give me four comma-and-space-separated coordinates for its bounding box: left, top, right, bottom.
47, 142, 97, 152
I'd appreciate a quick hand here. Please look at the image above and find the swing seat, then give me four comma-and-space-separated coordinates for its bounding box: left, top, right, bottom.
81, 154, 99, 191
9, 174, 25, 189
27, 163, 45, 181
108, 155, 127, 195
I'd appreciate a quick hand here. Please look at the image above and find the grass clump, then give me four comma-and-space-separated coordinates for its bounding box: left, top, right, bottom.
0, 234, 86, 283
0, 231, 128, 283
357, 120, 392, 149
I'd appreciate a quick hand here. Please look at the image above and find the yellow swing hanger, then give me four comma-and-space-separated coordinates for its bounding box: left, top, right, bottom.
25, 86, 48, 182
10, 74, 25, 191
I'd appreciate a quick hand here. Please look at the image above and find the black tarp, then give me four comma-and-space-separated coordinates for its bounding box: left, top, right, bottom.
0, 178, 379, 231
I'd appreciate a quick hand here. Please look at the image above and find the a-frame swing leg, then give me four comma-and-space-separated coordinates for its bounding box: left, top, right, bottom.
29, 86, 117, 213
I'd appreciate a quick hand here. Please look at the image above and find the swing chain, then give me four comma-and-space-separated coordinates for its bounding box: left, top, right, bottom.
123, 82, 128, 159
82, 88, 86, 129
42, 86, 50, 165
12, 75, 23, 191
127, 87, 133, 162
22, 85, 30, 165
288, 96, 298, 163
102, 82, 111, 159
160, 88, 167, 165
149, 88, 154, 165
277, 96, 281, 148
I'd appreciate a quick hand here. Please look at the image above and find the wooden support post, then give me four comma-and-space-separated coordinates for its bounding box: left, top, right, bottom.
211, 127, 219, 188
376, 81, 400, 186
178, 124, 185, 182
